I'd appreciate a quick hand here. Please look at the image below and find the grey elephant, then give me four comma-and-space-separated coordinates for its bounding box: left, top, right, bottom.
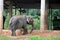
9, 15, 34, 36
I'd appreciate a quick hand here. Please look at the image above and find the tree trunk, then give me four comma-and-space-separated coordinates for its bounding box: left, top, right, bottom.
9, 1, 12, 19
40, 0, 48, 30
0, 0, 3, 35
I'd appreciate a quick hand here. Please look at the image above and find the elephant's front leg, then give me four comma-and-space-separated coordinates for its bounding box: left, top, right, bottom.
22, 27, 28, 35
11, 29, 16, 36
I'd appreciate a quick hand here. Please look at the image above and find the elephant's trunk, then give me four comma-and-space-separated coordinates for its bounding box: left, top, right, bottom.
30, 21, 34, 33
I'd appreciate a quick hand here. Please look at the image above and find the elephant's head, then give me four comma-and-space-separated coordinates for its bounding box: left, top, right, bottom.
26, 16, 34, 33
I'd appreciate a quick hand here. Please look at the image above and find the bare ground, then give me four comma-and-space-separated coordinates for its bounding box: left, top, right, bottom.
1, 30, 60, 40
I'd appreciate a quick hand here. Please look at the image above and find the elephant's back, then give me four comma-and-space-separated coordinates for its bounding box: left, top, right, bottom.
9, 15, 27, 28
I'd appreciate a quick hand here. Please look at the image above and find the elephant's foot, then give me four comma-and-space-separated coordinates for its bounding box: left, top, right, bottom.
22, 31, 28, 35
12, 33, 16, 36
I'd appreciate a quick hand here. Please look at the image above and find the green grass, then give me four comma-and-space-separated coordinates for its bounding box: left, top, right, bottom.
0, 36, 9, 40
25, 35, 60, 40
0, 36, 60, 40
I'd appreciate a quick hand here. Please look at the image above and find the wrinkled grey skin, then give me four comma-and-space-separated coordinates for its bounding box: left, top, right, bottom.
9, 15, 34, 36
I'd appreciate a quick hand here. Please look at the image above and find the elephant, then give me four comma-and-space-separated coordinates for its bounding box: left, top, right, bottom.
9, 15, 34, 36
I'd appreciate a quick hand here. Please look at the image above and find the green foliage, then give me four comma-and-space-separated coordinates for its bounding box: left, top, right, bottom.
48, 9, 60, 30
34, 18, 40, 30
24, 9, 40, 16
4, 13, 9, 29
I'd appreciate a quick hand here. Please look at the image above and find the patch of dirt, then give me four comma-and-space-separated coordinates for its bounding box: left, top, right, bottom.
2, 30, 60, 40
